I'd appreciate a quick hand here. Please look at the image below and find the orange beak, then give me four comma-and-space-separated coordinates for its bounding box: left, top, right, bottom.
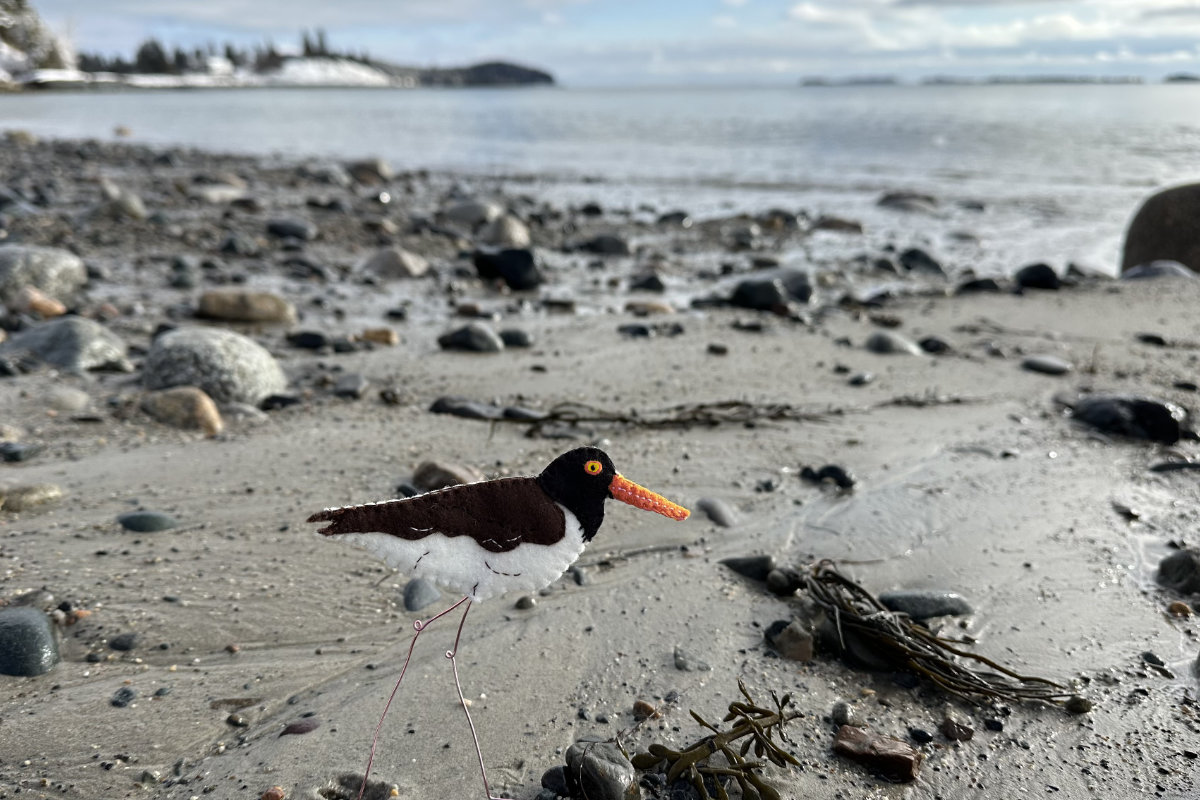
609, 474, 690, 521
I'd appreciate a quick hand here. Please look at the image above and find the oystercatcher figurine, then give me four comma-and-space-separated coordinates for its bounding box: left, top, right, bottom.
308, 447, 689, 800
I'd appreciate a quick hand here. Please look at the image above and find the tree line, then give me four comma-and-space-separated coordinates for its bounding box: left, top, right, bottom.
76, 29, 373, 75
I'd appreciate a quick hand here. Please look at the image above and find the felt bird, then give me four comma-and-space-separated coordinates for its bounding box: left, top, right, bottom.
308, 446, 689, 800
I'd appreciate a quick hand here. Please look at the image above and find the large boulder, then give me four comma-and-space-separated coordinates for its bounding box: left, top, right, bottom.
1122, 184, 1200, 274
143, 327, 287, 405
0, 317, 129, 373
0, 245, 87, 307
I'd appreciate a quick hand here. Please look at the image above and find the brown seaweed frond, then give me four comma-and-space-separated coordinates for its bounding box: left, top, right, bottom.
631, 680, 801, 800
804, 560, 1074, 706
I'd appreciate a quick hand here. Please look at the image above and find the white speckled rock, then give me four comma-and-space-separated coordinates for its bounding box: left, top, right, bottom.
143, 327, 287, 405
0, 317, 129, 373
0, 245, 87, 306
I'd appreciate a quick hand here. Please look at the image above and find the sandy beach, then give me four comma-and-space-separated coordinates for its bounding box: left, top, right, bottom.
1, 135, 1198, 800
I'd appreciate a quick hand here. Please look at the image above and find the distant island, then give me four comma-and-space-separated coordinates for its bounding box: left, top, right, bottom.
0, 1, 554, 90
800, 73, 1199, 87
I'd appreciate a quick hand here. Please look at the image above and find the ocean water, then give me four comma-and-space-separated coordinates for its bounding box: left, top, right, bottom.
3, 84, 1200, 275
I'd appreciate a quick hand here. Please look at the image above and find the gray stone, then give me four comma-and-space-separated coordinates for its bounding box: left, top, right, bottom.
564, 738, 639, 800
865, 330, 923, 356
720, 554, 775, 582
831, 701, 861, 727
197, 290, 296, 323
99, 179, 147, 221
0, 317, 129, 373
479, 214, 531, 249
878, 191, 938, 214
362, 247, 429, 279
1022, 355, 1073, 376
346, 158, 394, 185
334, 373, 370, 400
878, 589, 973, 619
1121, 260, 1195, 280
1122, 184, 1200, 273
580, 234, 632, 256
117, 511, 179, 532
766, 619, 813, 661
0, 607, 59, 676
437, 322, 505, 353
402, 578, 442, 612
109, 632, 139, 651
695, 497, 737, 527
1158, 549, 1200, 595
441, 199, 502, 228
899, 247, 944, 275
673, 646, 712, 672
267, 217, 317, 241
0, 244, 87, 306
1071, 394, 1187, 445
143, 327, 287, 405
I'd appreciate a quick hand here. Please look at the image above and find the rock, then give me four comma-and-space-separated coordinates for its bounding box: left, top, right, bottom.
1121, 260, 1194, 280
719, 554, 775, 582
878, 191, 938, 213
142, 387, 224, 435
360, 328, 399, 347
1122, 184, 1200, 273
197, 289, 296, 324
219, 232, 260, 257
334, 373, 369, 400
430, 396, 506, 420
580, 234, 632, 256
801, 464, 857, 489
730, 278, 786, 311
189, 183, 245, 204
878, 589, 973, 619
1022, 354, 1073, 376
0, 607, 59, 676
833, 725, 923, 782
564, 738, 639, 800
629, 273, 666, 293
441, 199, 502, 228
657, 210, 693, 227
766, 568, 804, 596
1158, 549, 1200, 595
1065, 696, 1094, 714
438, 322, 505, 353
287, 331, 329, 350
939, 715, 974, 741
919, 336, 951, 355
0, 484, 63, 512
403, 578, 442, 612
673, 646, 711, 672
46, 386, 91, 413
909, 728, 934, 745
473, 248, 543, 291
266, 217, 317, 241
957, 277, 1003, 294
111, 687, 137, 708
864, 330, 922, 356
831, 701, 861, 728
0, 442, 41, 463
117, 511, 179, 532
1070, 394, 1188, 444
812, 215, 863, 234
109, 632, 139, 651
695, 497, 737, 527
13, 285, 66, 317
346, 158, 393, 186
479, 215, 531, 249
898, 248, 944, 275
143, 327, 288, 405
765, 619, 813, 661
99, 179, 147, 220
413, 460, 485, 491
541, 765, 569, 796
362, 247, 429, 279
0, 317, 129, 373
1015, 263, 1059, 290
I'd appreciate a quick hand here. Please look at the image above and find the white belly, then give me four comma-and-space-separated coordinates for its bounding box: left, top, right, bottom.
333, 504, 587, 602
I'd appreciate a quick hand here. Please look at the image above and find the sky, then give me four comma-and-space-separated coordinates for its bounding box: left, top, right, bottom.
31, 0, 1200, 85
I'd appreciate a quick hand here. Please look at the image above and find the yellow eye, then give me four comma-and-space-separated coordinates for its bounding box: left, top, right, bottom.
584, 460, 603, 475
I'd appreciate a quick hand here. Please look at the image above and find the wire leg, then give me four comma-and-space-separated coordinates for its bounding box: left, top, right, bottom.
447, 600, 513, 800
356, 596, 471, 800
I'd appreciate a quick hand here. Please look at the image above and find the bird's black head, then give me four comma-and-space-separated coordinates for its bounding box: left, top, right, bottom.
537, 447, 616, 542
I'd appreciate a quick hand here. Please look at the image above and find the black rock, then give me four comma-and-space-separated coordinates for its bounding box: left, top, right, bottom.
956, 277, 1004, 294
564, 738, 638, 800
260, 393, 302, 411
918, 336, 951, 355
899, 248, 944, 275
541, 765, 568, 795
472, 248, 544, 291
730, 277, 788, 311
287, 331, 329, 350
719, 554, 775, 582
766, 567, 804, 596
801, 464, 856, 489
266, 217, 317, 241
879, 589, 973, 619
983, 718, 1004, 732
0, 607, 59, 676
438, 322, 504, 353
430, 396, 505, 420
579, 234, 632, 256
629, 272, 666, 292
499, 328, 533, 348
1157, 549, 1200, 594
218, 232, 259, 256
109, 632, 140, 651
909, 728, 934, 745
0, 441, 41, 462
1070, 394, 1188, 444
117, 511, 179, 532
111, 686, 137, 708
657, 210, 693, 227
1014, 263, 1060, 290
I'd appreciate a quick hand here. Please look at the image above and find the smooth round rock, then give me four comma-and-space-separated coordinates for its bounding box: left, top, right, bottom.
0, 607, 59, 676
695, 497, 738, 527
117, 511, 179, 532
1022, 355, 1073, 376
109, 632, 140, 651
1015, 263, 1060, 290
143, 327, 288, 405
362, 247, 429, 279
564, 738, 638, 800
437, 322, 504, 353
402, 578, 442, 612
0, 317, 129, 373
0, 244, 87, 306
879, 589, 973, 619
1122, 184, 1200, 273
865, 330, 922, 356
1158, 549, 1200, 595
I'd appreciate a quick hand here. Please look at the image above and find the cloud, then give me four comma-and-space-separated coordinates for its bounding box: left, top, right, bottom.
1140, 4, 1200, 19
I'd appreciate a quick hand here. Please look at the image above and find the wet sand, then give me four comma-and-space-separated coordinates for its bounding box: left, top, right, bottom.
1, 136, 1198, 800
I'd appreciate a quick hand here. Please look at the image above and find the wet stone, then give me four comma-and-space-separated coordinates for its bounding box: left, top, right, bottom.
333, 373, 369, 400
865, 330, 922, 356
564, 738, 638, 800
766, 619, 813, 661
940, 716, 975, 741
1071, 394, 1188, 445
111, 686, 137, 708
831, 701, 861, 728
117, 511, 179, 532
402, 578, 441, 612
1157, 549, 1200, 595
0, 441, 41, 462
766, 567, 804, 597
109, 632, 140, 651
695, 497, 738, 527
878, 589, 973, 620
720, 554, 775, 582
833, 725, 923, 783
908, 727, 934, 745
1022, 354, 1073, 375
438, 322, 504, 353
673, 646, 712, 672
499, 328, 533, 348
0, 607, 59, 676
267, 217, 317, 241
1015, 262, 1060, 290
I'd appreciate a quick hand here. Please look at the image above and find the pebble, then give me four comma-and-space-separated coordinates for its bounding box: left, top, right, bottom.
266, 217, 317, 241
197, 289, 296, 324
0, 442, 41, 462
515, 595, 536, 610
0, 244, 87, 307
766, 567, 805, 596
13, 285, 66, 317
0, 483, 64, 512
908, 727, 934, 745
361, 247, 429, 279
109, 632, 139, 651
479, 214, 532, 249
629, 272, 666, 292
719, 554, 775, 582
833, 725, 923, 782
144, 327, 288, 405
142, 386, 224, 435
473, 248, 543, 291
672, 646, 712, 672
831, 701, 861, 727
878, 589, 973, 619
287, 331, 328, 350
280, 718, 320, 736
632, 699, 659, 720
957, 277, 1004, 294
765, 619, 813, 661
1158, 549, 1200, 594
334, 373, 370, 400
438, 322, 505, 353
111, 686, 137, 708
412, 460, 484, 491
441, 199, 502, 228
117, 511, 179, 532
939, 715, 974, 741
564, 738, 638, 800
579, 234, 632, 256
0, 317, 130, 373
1015, 262, 1060, 290
402, 578, 441, 612
899, 247, 944, 275
429, 395, 505, 420
1070, 394, 1187, 445
499, 328, 534, 348
865, 330, 923, 356
695, 497, 737, 527
0, 607, 59, 676
1022, 354, 1073, 375
919, 336, 951, 355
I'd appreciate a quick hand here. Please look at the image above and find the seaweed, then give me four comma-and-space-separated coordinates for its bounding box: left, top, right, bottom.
804, 560, 1075, 706
631, 681, 801, 800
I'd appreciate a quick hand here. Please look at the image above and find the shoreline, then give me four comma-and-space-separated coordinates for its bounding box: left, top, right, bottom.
0, 135, 1198, 799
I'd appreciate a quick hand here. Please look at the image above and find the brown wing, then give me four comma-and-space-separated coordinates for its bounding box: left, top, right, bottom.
306, 477, 566, 553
